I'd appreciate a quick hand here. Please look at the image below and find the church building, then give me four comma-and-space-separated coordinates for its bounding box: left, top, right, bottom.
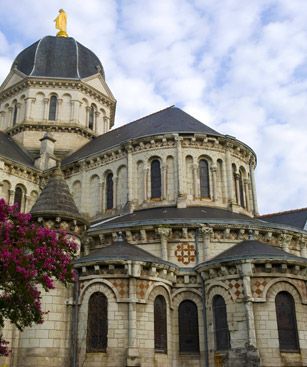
0, 28, 306, 367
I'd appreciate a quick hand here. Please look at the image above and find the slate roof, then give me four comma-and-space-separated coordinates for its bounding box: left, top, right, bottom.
0, 131, 34, 167
90, 206, 264, 233
30, 167, 85, 222
259, 208, 307, 231
203, 240, 305, 265
75, 236, 175, 267
63, 106, 222, 165
12, 36, 105, 80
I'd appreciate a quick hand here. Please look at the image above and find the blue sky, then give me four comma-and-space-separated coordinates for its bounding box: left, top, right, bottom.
0, 0, 306, 214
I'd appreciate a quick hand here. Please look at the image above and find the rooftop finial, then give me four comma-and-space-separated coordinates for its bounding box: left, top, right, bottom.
54, 9, 68, 38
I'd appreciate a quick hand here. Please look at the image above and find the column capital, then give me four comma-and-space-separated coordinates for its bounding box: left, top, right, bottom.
157, 227, 171, 239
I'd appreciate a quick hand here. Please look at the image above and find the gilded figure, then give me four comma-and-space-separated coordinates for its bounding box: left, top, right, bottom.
54, 9, 68, 37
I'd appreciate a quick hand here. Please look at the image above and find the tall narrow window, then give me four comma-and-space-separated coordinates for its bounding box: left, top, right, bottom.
87, 292, 108, 352
49, 95, 57, 121
14, 187, 23, 212
154, 295, 167, 353
239, 171, 245, 208
275, 291, 299, 352
179, 300, 199, 353
151, 159, 161, 199
89, 105, 95, 130
13, 104, 18, 126
199, 159, 210, 198
213, 295, 230, 351
106, 173, 113, 210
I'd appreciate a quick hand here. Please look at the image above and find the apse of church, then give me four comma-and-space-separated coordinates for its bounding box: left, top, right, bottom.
0, 12, 306, 367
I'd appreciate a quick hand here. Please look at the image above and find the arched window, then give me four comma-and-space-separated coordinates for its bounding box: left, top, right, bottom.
14, 187, 23, 212
87, 292, 108, 352
154, 295, 167, 353
106, 173, 113, 210
199, 159, 210, 198
213, 295, 230, 351
179, 300, 199, 353
49, 95, 57, 121
13, 104, 18, 126
89, 105, 95, 130
151, 159, 161, 199
239, 171, 245, 208
275, 291, 299, 351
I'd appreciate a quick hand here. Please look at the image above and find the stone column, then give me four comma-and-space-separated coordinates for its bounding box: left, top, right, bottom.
241, 262, 257, 347
71, 100, 81, 123
199, 225, 213, 262
85, 106, 90, 128
127, 144, 134, 206
94, 111, 100, 133
127, 265, 140, 366
104, 117, 110, 133
234, 173, 240, 204
244, 179, 251, 211
144, 167, 149, 201
15, 103, 21, 125
225, 143, 234, 204
157, 227, 171, 261
175, 135, 186, 207
113, 175, 118, 209
8, 107, 13, 127
280, 234, 292, 252
161, 164, 167, 200
56, 99, 63, 121
299, 236, 307, 257
211, 165, 218, 201
24, 97, 35, 121
9, 189, 15, 205
249, 159, 259, 215
193, 164, 199, 199
24, 195, 31, 212
43, 98, 49, 121
101, 181, 105, 212
0, 111, 5, 129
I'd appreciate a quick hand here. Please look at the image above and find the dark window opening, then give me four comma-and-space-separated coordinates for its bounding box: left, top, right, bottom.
154, 295, 167, 353
13, 104, 18, 126
239, 171, 245, 208
106, 173, 113, 209
151, 159, 161, 199
275, 291, 299, 352
14, 187, 23, 212
213, 295, 230, 351
179, 300, 199, 353
89, 106, 95, 130
87, 292, 108, 352
49, 96, 57, 121
199, 159, 210, 198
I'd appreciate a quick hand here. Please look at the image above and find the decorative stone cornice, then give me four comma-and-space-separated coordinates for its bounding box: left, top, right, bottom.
6, 121, 96, 140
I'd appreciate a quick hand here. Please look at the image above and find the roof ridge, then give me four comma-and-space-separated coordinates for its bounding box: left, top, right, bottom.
259, 207, 307, 218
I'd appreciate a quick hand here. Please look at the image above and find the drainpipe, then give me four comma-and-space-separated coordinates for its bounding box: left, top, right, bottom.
71, 271, 80, 367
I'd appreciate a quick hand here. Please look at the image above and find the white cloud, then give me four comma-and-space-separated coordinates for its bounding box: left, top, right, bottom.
0, 0, 306, 213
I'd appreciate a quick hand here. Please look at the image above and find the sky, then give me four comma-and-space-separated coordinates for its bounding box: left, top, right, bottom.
0, 0, 306, 214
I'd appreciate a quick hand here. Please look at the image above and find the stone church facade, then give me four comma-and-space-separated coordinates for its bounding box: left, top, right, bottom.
0, 35, 306, 367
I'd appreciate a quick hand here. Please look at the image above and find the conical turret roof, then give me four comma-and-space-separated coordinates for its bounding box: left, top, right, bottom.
31, 166, 85, 223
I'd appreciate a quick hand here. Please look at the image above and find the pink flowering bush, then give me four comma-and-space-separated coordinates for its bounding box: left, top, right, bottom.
0, 199, 77, 356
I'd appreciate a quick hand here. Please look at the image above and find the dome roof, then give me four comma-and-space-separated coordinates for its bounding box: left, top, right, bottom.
12, 36, 105, 80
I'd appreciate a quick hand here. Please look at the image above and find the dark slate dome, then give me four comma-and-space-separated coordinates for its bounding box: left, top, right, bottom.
12, 36, 105, 79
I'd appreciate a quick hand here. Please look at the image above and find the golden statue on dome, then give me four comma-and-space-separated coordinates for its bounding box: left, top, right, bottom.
54, 9, 68, 37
